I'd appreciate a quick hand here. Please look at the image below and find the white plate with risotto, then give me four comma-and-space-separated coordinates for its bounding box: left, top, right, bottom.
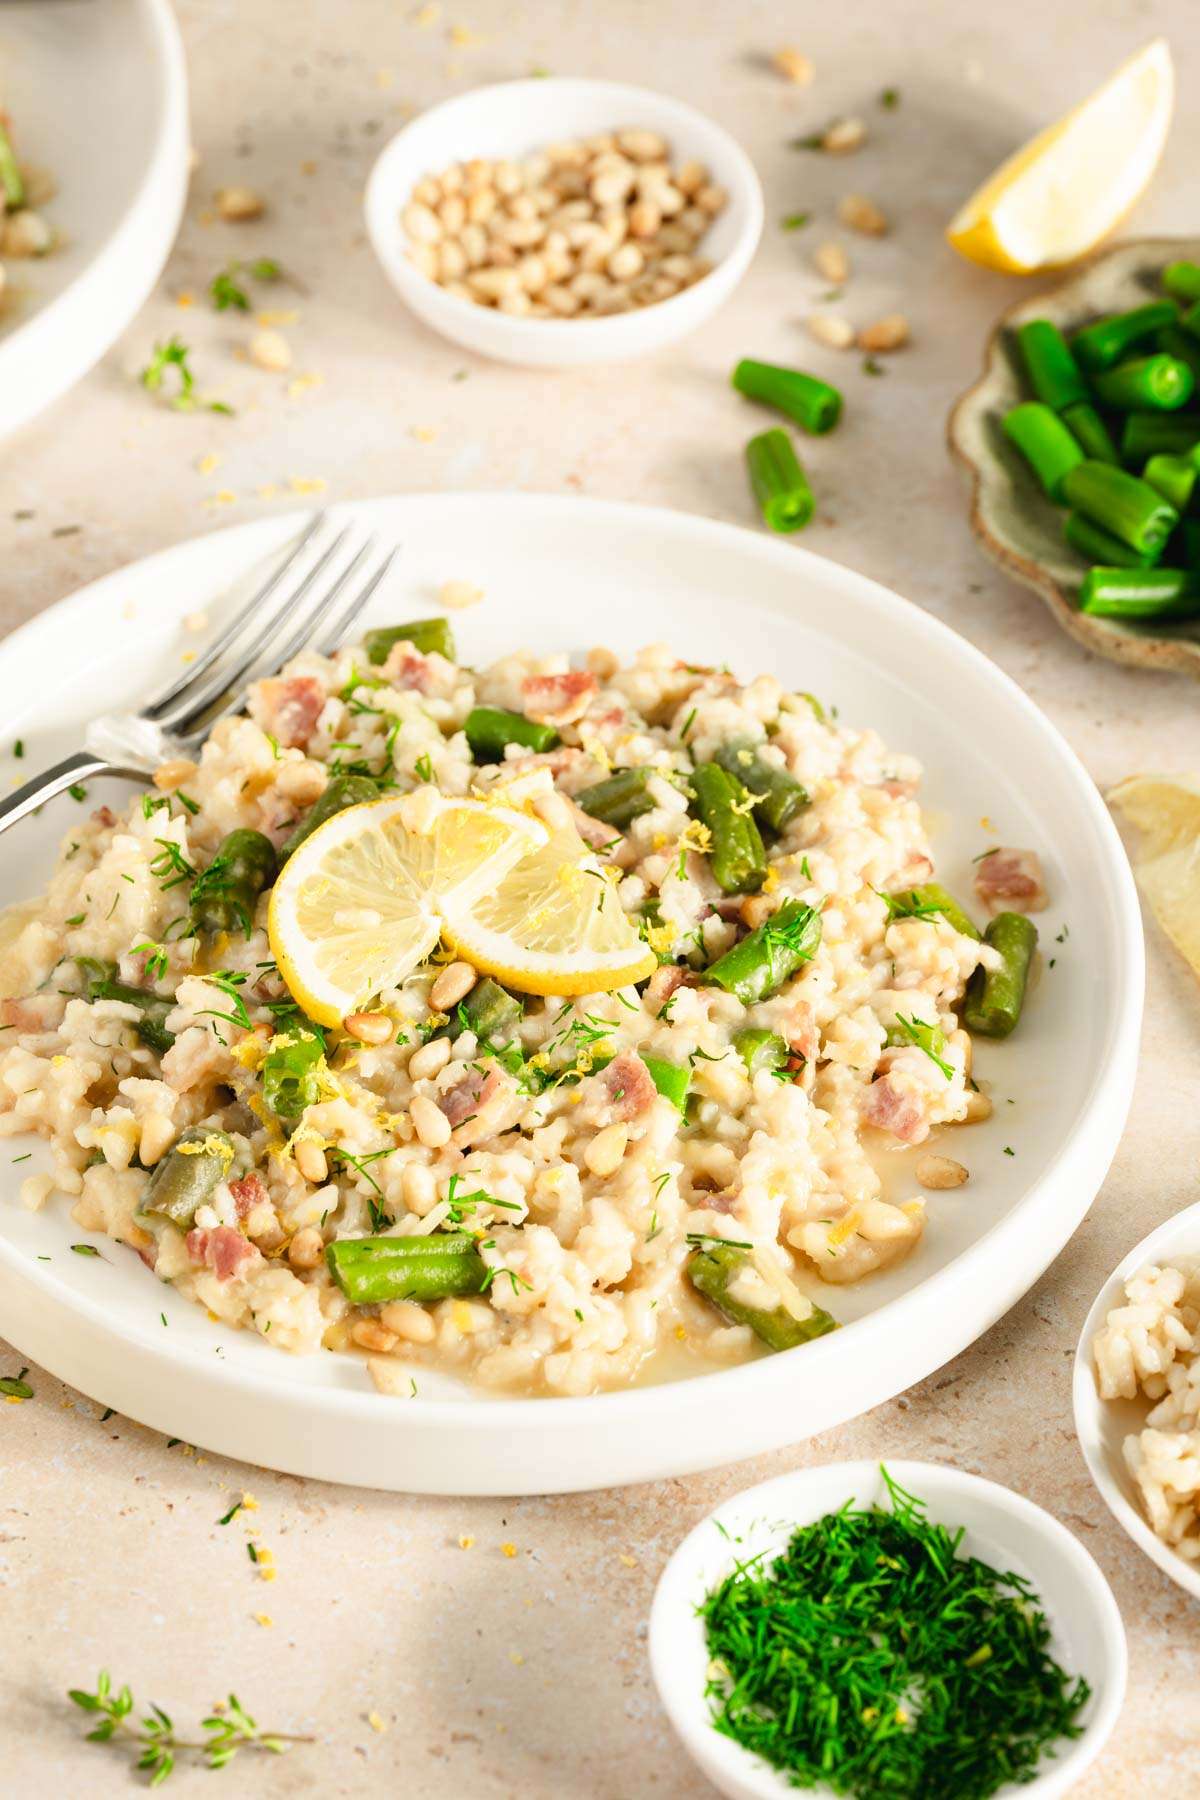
0, 0, 188, 441
0, 496, 1141, 1494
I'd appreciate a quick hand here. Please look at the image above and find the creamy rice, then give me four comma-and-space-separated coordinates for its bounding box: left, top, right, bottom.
0, 630, 1015, 1397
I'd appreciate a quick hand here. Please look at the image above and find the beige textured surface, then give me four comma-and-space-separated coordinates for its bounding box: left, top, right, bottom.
3, 1, 1200, 1792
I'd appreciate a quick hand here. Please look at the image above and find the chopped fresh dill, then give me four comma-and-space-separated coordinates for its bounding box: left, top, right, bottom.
781, 211, 811, 231
68, 783, 88, 802
890, 1014, 954, 1080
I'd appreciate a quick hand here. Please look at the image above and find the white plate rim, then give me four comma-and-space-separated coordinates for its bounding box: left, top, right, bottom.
0, 495, 1144, 1490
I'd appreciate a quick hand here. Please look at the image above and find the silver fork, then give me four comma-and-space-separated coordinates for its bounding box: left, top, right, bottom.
0, 514, 398, 838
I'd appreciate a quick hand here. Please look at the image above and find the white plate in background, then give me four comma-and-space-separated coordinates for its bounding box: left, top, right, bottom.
0, 495, 1142, 1493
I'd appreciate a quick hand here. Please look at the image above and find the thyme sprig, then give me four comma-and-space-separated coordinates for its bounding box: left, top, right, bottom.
67, 1671, 312, 1785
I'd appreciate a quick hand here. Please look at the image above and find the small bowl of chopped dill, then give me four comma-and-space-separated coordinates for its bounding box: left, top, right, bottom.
649, 1460, 1126, 1800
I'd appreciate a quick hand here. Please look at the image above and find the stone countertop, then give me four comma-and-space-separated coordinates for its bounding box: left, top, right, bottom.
2, 1, 1198, 1792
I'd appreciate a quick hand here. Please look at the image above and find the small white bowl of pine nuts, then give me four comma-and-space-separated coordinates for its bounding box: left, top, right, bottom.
364, 77, 763, 367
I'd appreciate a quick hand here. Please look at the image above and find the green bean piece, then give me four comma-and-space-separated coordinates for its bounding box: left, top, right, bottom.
1064, 512, 1158, 571
261, 1023, 327, 1125
687, 1242, 837, 1351
713, 739, 809, 834
884, 884, 981, 940
1060, 401, 1120, 466
1182, 300, 1200, 344
75, 957, 175, 1055
325, 1233, 487, 1307
1164, 261, 1200, 303
1121, 412, 1200, 463
363, 617, 455, 666
1071, 301, 1178, 372
704, 900, 822, 1006
142, 1127, 237, 1230
1155, 325, 1200, 389
1078, 567, 1200, 619
689, 763, 768, 895
962, 913, 1038, 1039
1001, 402, 1083, 501
641, 1053, 691, 1114
732, 1028, 789, 1077
1059, 462, 1178, 555
455, 977, 523, 1045
745, 428, 816, 532
279, 773, 379, 861
732, 358, 843, 434
1090, 354, 1195, 413
0, 123, 24, 210
1143, 451, 1199, 514
464, 706, 560, 762
1015, 320, 1088, 411
575, 767, 656, 829
189, 829, 277, 936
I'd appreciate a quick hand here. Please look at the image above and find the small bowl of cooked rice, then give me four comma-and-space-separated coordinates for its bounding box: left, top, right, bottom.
1074, 1199, 1200, 1601
363, 77, 763, 368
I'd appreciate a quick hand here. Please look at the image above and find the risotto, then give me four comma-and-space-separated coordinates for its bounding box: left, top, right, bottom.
0, 618, 1044, 1397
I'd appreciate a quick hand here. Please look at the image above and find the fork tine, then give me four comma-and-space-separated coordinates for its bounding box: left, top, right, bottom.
317, 544, 400, 655
142, 513, 325, 722
157, 527, 352, 734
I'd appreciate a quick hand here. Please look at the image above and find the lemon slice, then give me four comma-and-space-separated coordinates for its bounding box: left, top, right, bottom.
947, 39, 1173, 273
440, 825, 657, 995
1109, 772, 1200, 975
268, 793, 546, 1026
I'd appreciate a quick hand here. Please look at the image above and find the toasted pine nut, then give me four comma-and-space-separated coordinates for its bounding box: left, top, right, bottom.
287, 1226, 325, 1270
437, 579, 483, 610
295, 1141, 328, 1183
607, 242, 644, 282
2, 211, 52, 257
915, 1154, 969, 1190
380, 1298, 437, 1342
409, 1036, 452, 1081
858, 313, 910, 352
806, 312, 855, 350
838, 193, 889, 236
153, 758, 199, 790
694, 184, 727, 216
618, 128, 667, 162
344, 1011, 393, 1045
401, 1161, 438, 1213
960, 1089, 994, 1125
674, 160, 708, 196
627, 199, 662, 239
822, 116, 866, 154
585, 1123, 628, 1177
216, 184, 265, 221
813, 241, 849, 285
351, 1318, 399, 1353
139, 1114, 176, 1167
411, 1093, 451, 1148
773, 46, 815, 84
249, 329, 292, 373
430, 961, 477, 1011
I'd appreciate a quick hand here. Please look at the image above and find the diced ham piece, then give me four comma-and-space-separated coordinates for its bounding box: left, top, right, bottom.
185, 1225, 260, 1282
569, 801, 620, 850
863, 1075, 925, 1144
601, 1052, 658, 1121
91, 805, 117, 828
879, 778, 918, 801
780, 997, 819, 1063
252, 674, 326, 749
645, 965, 689, 1015
439, 1066, 496, 1129
383, 644, 437, 693
973, 847, 1047, 914
522, 670, 598, 727
228, 1172, 269, 1220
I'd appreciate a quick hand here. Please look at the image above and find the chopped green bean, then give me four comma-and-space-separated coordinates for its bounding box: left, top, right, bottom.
732, 358, 843, 434
962, 913, 1037, 1038
189, 829, 277, 936
1090, 354, 1194, 412
261, 1023, 327, 1125
326, 1233, 487, 1306
363, 617, 455, 665
1155, 325, 1200, 389
1015, 320, 1088, 411
713, 739, 809, 834
1143, 451, 1199, 513
687, 1242, 837, 1350
1059, 461, 1177, 555
0, 123, 24, 210
1121, 412, 1200, 462
1061, 401, 1120, 465
745, 428, 815, 532
1071, 301, 1178, 372
883, 884, 981, 940
142, 1127, 236, 1229
280, 774, 379, 860
1001, 403, 1083, 500
575, 767, 656, 829
456, 977, 522, 1045
464, 706, 560, 761
1164, 261, 1200, 304
641, 1053, 691, 1114
689, 763, 767, 895
704, 900, 822, 1006
1078, 567, 1200, 618
732, 1028, 789, 1076
1064, 512, 1158, 570
75, 957, 175, 1054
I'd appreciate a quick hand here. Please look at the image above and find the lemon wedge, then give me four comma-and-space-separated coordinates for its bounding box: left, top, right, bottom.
440, 825, 657, 996
1109, 772, 1200, 975
268, 792, 546, 1026
947, 39, 1173, 273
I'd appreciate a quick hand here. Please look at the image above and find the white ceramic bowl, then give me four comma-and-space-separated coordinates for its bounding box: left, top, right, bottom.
0, 495, 1141, 1494
0, 0, 189, 441
649, 1460, 1127, 1800
363, 78, 763, 367
1074, 1200, 1200, 1601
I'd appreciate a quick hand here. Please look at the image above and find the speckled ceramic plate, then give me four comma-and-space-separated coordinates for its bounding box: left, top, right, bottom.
947, 237, 1200, 678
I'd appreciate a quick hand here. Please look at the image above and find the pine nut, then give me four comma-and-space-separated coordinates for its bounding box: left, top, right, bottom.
618, 128, 667, 162
401, 1161, 438, 1214
380, 1298, 437, 1342
961, 1089, 993, 1125
838, 193, 889, 236
438, 241, 467, 282
295, 1140, 328, 1183
773, 46, 815, 84
806, 313, 855, 350
345, 1010, 393, 1045
607, 242, 644, 281
153, 758, 198, 790
499, 290, 533, 316
466, 188, 497, 224
437, 579, 483, 610
139, 1114, 176, 1167
2, 211, 52, 257
858, 313, 910, 352
585, 1123, 628, 1176
694, 185, 727, 216
437, 194, 466, 234
216, 184, 265, 221
288, 1226, 325, 1270
411, 1095, 451, 1148
468, 266, 522, 301
675, 160, 708, 196
813, 241, 849, 284
915, 1155, 969, 1190
351, 1318, 399, 1353
627, 200, 661, 239
409, 1036, 452, 1081
822, 116, 866, 154
403, 201, 443, 245
429, 961, 477, 1011
249, 329, 292, 372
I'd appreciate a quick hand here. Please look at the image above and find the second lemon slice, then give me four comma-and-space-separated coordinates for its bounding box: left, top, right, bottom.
440, 825, 657, 996
1109, 772, 1200, 978
268, 793, 546, 1026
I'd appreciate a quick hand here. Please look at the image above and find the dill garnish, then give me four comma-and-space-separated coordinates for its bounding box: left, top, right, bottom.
700, 1467, 1090, 1799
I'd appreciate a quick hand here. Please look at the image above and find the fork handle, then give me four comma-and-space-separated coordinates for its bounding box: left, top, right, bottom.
0, 752, 147, 839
